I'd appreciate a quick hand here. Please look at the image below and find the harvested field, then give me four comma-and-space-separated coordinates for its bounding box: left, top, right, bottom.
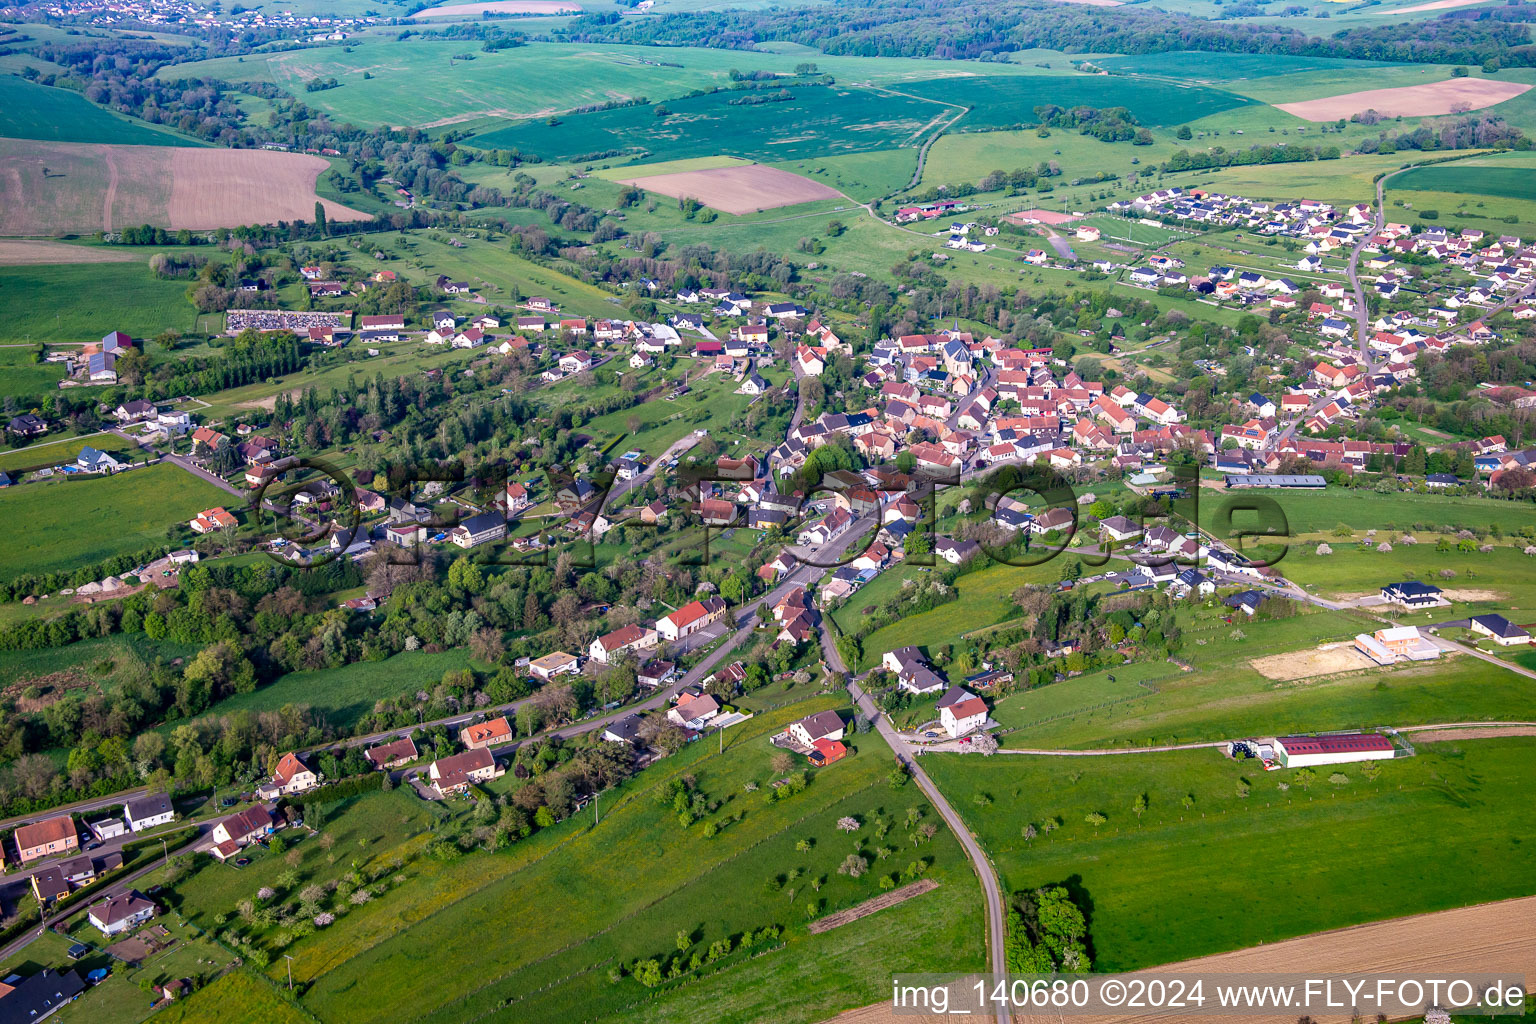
167, 149, 370, 230
824, 894, 1536, 1024
409, 0, 576, 15
1407, 725, 1536, 741
1005, 208, 1080, 226
1248, 641, 1374, 681
1277, 77, 1531, 121
0, 140, 370, 235
0, 240, 137, 264
616, 163, 842, 215
807, 879, 938, 933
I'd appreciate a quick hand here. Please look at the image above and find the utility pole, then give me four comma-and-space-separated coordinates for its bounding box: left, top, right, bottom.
161, 837, 169, 879
285, 954, 295, 991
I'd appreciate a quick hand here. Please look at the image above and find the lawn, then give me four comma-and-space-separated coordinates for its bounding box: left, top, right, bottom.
923, 737, 1536, 971
0, 463, 231, 581
0, 76, 195, 146
230, 699, 984, 1024
0, 260, 201, 342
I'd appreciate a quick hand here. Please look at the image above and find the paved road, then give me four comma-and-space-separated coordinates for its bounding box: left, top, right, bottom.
820, 627, 1013, 1024
0, 824, 210, 964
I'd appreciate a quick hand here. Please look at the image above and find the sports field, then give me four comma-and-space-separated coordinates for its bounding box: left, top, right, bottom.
923, 737, 1536, 971
0, 76, 194, 146
0, 463, 231, 581
0, 140, 370, 235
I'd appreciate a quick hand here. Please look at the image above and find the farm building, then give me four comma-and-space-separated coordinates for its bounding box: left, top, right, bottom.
1222, 474, 1326, 489
1273, 733, 1394, 769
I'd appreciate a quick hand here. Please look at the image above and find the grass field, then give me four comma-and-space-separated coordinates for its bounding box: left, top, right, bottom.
471, 83, 950, 163
147, 970, 313, 1024
0, 463, 230, 580
169, 699, 987, 1024
923, 737, 1536, 971
996, 610, 1536, 750
195, 649, 478, 730
903, 74, 1255, 128
1282, 542, 1536, 610
0, 76, 195, 146
1201, 485, 1536, 542
0, 634, 199, 689
0, 346, 66, 404
0, 259, 201, 341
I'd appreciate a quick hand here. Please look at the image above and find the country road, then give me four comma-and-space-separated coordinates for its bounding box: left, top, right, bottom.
821, 626, 1013, 1024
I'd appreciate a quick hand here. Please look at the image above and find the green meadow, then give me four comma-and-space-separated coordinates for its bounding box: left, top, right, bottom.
0, 462, 229, 580
996, 611, 1536, 751
0, 345, 65, 404
0, 260, 201, 342
924, 737, 1536, 971
1092, 51, 1398, 84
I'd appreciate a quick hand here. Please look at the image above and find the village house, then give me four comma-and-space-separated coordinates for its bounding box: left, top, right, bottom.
87, 890, 157, 937
657, 597, 727, 642
429, 747, 501, 796
14, 815, 78, 865
365, 736, 418, 770
589, 623, 659, 664
124, 793, 174, 833
460, 716, 514, 750
529, 651, 580, 680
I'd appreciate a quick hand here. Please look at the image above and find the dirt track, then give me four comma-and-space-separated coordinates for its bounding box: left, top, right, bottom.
1409, 726, 1536, 742
808, 880, 939, 934
822, 895, 1536, 1024
1278, 78, 1531, 121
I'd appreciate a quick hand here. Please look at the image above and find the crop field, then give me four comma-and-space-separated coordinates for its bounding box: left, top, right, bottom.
1394, 163, 1536, 202
0, 140, 370, 235
914, 128, 1190, 195
0, 259, 201, 341
0, 463, 230, 580
1091, 51, 1397, 83
472, 84, 949, 163
902, 74, 1254, 128
617, 163, 843, 214
197, 700, 986, 1024
772, 149, 918, 203
924, 738, 1536, 971
0, 240, 139, 265
0, 76, 194, 146
1276, 77, 1532, 121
